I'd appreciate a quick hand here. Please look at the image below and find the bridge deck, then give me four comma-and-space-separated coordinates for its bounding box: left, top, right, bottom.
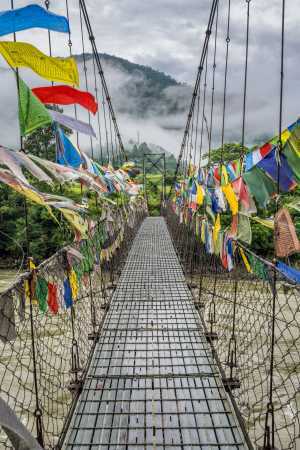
64, 217, 247, 449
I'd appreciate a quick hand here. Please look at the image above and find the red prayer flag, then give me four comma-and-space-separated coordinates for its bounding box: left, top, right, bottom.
48, 282, 59, 314
232, 177, 250, 209
32, 85, 98, 114
260, 142, 273, 158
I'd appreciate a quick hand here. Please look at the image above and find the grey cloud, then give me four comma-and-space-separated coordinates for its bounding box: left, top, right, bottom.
0, 0, 298, 159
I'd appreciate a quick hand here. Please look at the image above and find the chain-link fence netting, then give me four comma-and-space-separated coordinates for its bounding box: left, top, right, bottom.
164, 205, 300, 450
0, 199, 147, 449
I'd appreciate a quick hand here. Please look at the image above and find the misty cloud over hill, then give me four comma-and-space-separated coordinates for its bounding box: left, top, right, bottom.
0, 49, 298, 160
78, 53, 192, 155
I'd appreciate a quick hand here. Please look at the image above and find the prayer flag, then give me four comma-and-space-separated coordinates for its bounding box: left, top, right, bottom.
48, 283, 58, 314
63, 278, 73, 308
35, 277, 48, 313
18, 77, 52, 136
49, 109, 96, 137
222, 184, 238, 215
56, 127, 82, 169
257, 148, 297, 192
69, 269, 79, 301
0, 4, 69, 36
243, 167, 276, 208
245, 143, 273, 171
239, 248, 252, 273
32, 85, 97, 114
283, 140, 300, 183
213, 214, 221, 245
0, 41, 79, 86
276, 261, 300, 284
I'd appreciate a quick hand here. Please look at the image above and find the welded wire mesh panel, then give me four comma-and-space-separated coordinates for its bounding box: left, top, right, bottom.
165, 206, 300, 450
64, 217, 248, 450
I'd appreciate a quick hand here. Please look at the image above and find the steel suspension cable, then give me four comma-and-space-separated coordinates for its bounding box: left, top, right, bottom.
92, 53, 104, 164
79, 4, 95, 159
65, 0, 80, 147
208, 1, 219, 165
108, 109, 116, 165
241, 0, 251, 150
78, 0, 127, 161
171, 0, 218, 194
198, 52, 209, 167
220, 0, 231, 162
187, 107, 195, 174
101, 84, 110, 163
193, 82, 201, 166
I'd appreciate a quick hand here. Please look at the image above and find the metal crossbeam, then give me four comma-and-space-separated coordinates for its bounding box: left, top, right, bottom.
63, 218, 248, 449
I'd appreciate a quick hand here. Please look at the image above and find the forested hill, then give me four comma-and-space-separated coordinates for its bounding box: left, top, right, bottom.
76, 53, 192, 119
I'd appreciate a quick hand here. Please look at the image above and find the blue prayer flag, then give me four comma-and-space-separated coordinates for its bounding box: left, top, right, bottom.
0, 4, 69, 37
277, 261, 300, 284
257, 148, 297, 192
56, 127, 82, 169
63, 278, 73, 308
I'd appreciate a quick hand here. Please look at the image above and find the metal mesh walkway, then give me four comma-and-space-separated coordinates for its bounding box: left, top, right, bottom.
64, 217, 248, 449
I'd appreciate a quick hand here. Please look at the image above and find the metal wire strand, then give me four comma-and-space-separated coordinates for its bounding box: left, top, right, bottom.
220, 0, 231, 162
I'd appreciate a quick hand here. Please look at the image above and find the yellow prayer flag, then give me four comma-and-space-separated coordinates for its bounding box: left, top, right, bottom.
24, 279, 38, 305
0, 41, 79, 86
188, 164, 196, 177
8, 181, 57, 222
251, 216, 274, 229
222, 183, 239, 215
221, 165, 229, 185
69, 269, 79, 301
59, 208, 89, 238
281, 129, 291, 145
196, 184, 204, 206
239, 248, 252, 273
24, 280, 30, 304
29, 260, 36, 270
213, 214, 221, 245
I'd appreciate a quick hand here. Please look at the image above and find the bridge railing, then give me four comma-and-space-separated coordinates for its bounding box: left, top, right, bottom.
0, 199, 147, 449
164, 204, 300, 450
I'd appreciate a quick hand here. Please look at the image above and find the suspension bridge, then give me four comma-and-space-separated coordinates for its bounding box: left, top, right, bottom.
0, 1, 299, 450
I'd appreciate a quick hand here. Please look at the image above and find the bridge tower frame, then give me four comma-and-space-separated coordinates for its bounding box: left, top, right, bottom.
142, 152, 166, 214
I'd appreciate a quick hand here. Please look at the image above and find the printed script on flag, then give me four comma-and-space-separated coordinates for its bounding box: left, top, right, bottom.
0, 41, 79, 86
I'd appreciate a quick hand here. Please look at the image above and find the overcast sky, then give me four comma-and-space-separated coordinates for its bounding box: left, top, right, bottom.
0, 0, 299, 158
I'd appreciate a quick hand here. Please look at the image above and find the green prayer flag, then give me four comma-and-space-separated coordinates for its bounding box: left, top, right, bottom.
237, 213, 252, 245
206, 205, 215, 223
81, 240, 94, 273
283, 141, 300, 182
248, 254, 269, 281
243, 167, 276, 208
35, 277, 48, 312
18, 77, 52, 136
